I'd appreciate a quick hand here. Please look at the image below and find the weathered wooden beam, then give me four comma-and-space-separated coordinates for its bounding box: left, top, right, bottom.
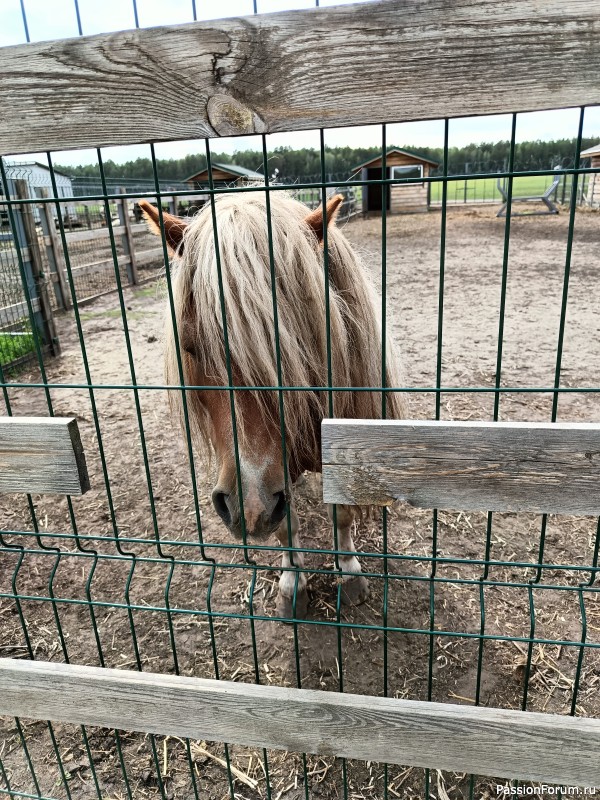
0, 658, 599, 786
0, 417, 89, 495
0, 297, 40, 328
64, 253, 130, 278
1, 0, 599, 156
135, 246, 165, 264
322, 420, 600, 514
0, 247, 31, 262
43, 225, 126, 246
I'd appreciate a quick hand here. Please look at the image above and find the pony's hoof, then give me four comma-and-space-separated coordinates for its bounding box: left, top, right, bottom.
276, 589, 308, 621
340, 575, 370, 606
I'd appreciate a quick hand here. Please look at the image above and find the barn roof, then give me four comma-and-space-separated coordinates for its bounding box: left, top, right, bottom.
580, 143, 600, 157
5, 160, 72, 179
354, 148, 439, 170
185, 163, 264, 182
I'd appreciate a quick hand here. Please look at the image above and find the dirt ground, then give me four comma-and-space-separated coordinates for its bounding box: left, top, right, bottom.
1, 206, 600, 800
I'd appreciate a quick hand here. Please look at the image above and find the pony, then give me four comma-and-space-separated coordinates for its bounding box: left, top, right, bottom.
140, 191, 405, 619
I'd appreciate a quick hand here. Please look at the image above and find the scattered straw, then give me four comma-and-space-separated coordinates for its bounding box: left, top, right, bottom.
190, 743, 259, 790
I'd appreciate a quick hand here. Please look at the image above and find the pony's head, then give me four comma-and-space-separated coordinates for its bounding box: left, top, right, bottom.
141, 192, 404, 540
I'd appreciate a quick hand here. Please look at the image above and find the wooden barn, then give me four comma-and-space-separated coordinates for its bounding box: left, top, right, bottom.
185, 163, 264, 188
581, 143, 600, 207
356, 149, 438, 214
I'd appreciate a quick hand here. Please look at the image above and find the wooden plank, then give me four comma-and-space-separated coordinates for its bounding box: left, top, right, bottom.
135, 246, 165, 265
0, 247, 31, 262
322, 420, 600, 514
44, 226, 125, 246
63, 226, 125, 244
0, 297, 40, 328
0, 658, 599, 787
0, 417, 89, 495
1, 0, 599, 156
66, 254, 129, 278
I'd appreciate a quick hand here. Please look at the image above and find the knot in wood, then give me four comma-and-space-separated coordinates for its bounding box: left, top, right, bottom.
207, 94, 266, 136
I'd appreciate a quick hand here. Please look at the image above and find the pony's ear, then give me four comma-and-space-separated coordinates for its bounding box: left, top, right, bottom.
304, 194, 344, 241
138, 200, 187, 254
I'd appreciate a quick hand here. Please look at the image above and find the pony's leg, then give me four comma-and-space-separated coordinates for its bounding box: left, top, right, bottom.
275, 506, 308, 619
328, 504, 370, 606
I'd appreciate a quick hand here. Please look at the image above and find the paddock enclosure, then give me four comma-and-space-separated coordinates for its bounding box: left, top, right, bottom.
1, 1, 600, 799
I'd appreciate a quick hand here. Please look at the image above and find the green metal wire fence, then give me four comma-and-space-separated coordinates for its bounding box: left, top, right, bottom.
1, 3, 600, 800
2, 123, 600, 800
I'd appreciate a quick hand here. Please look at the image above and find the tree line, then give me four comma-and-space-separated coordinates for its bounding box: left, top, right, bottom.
59, 138, 598, 182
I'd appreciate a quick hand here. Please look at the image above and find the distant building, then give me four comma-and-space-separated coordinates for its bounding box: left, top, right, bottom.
4, 161, 73, 198
1, 161, 75, 224
355, 149, 439, 214
581, 143, 600, 207
185, 163, 264, 188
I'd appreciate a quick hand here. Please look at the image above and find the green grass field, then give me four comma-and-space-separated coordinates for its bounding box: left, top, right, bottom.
429, 175, 560, 204
296, 177, 565, 209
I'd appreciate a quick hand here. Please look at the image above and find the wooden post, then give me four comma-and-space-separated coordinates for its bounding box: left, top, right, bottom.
118, 188, 138, 285
15, 180, 60, 357
39, 190, 70, 310
169, 195, 177, 216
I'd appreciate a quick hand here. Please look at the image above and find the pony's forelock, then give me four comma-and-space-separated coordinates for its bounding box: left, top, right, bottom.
164, 191, 405, 467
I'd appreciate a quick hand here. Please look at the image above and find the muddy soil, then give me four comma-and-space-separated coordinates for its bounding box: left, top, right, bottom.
1, 206, 599, 800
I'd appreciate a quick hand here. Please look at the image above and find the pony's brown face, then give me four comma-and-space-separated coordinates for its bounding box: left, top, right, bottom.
205, 388, 289, 539
139, 194, 345, 540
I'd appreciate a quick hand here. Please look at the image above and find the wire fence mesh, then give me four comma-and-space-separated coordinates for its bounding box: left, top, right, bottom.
1, 3, 600, 800
1, 115, 599, 800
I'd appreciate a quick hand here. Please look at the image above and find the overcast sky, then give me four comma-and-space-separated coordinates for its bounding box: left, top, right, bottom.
2, 0, 599, 169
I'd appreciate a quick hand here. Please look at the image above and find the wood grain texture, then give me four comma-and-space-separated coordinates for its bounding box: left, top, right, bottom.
322, 420, 600, 513
0, 417, 89, 495
1, 0, 599, 155
0, 658, 599, 786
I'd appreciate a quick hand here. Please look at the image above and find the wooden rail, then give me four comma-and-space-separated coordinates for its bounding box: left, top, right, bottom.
322, 420, 600, 514
0, 417, 89, 495
43, 225, 126, 245
0, 297, 40, 328
0, 658, 599, 787
1, 0, 599, 155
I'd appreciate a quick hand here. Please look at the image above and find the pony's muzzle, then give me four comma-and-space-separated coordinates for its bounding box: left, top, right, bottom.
212, 489, 287, 537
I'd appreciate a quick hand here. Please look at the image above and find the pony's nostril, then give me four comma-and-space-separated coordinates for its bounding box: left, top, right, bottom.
212, 491, 232, 527
271, 491, 287, 526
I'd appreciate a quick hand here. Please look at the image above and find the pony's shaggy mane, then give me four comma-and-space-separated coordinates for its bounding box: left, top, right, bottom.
165, 192, 405, 469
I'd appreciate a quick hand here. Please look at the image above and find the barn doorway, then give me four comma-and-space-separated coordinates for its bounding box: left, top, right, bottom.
366, 167, 390, 211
